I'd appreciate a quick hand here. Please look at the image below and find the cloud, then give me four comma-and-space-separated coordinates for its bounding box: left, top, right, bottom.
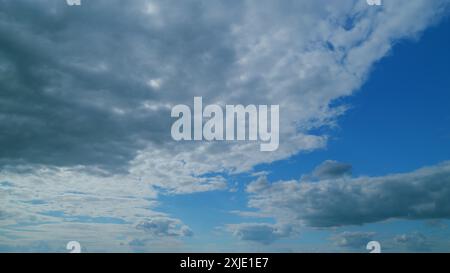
310, 160, 352, 179
332, 231, 376, 249
246, 176, 270, 194
242, 161, 450, 231
227, 223, 293, 245
1, 0, 447, 175
0, 210, 8, 221
0, 0, 328, 173
136, 217, 193, 237
0, 168, 194, 252
1, 0, 450, 250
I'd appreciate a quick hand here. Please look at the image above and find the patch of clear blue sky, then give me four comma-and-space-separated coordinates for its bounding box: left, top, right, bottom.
264, 15, 450, 181
158, 16, 450, 250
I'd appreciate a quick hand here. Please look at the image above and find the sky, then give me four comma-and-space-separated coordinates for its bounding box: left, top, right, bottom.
0, 0, 450, 253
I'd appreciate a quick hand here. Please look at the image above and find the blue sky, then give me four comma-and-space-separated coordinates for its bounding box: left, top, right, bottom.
1, 0, 450, 252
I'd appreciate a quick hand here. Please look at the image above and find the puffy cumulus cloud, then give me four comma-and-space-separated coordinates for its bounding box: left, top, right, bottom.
1, 0, 450, 250
332, 231, 376, 249
235, 161, 450, 243
226, 223, 294, 245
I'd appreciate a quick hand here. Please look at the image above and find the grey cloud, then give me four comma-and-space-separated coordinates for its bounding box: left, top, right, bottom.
0, 210, 9, 220
332, 231, 376, 249
0, 0, 238, 171
128, 239, 147, 247
311, 160, 352, 179
246, 176, 270, 193
2, 0, 447, 175
227, 223, 292, 245
136, 217, 193, 237
245, 161, 450, 228
0, 181, 14, 187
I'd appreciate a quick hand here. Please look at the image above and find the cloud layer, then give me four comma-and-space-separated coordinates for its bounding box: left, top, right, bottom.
240, 161, 450, 245
1, 0, 449, 251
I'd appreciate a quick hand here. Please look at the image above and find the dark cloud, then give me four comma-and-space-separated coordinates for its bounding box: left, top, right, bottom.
0, 0, 238, 171
0, 181, 14, 187
2, 0, 446, 176
246, 161, 450, 228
